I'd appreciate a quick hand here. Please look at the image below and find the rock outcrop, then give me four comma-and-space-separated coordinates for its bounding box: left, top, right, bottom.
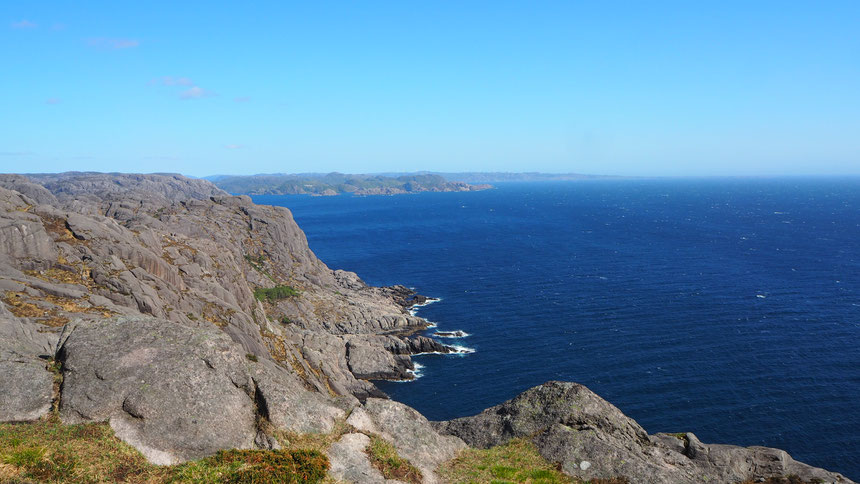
435, 381, 854, 484
50, 315, 348, 465
0, 173, 451, 403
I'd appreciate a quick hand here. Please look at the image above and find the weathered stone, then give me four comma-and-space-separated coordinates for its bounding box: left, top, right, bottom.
0, 340, 53, 422
347, 342, 410, 380
251, 359, 347, 434
57, 316, 259, 465
327, 432, 405, 484
361, 398, 467, 484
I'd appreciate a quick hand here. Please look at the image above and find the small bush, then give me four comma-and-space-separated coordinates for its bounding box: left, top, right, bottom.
245, 353, 258, 362
208, 448, 328, 483
253, 285, 300, 302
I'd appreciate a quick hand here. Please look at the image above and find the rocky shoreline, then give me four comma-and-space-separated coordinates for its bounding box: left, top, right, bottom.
0, 172, 854, 483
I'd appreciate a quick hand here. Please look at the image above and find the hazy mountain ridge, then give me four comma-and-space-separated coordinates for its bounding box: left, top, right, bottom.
210, 172, 492, 196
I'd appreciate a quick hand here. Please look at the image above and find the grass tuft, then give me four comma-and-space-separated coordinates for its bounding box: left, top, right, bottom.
439, 438, 629, 484
365, 435, 422, 483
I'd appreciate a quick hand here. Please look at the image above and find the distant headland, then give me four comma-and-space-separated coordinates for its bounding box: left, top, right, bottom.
205, 171, 617, 196
207, 173, 492, 196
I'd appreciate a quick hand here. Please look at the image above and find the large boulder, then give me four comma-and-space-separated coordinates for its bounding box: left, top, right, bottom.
435, 381, 854, 484
57, 316, 259, 464
0, 338, 54, 422
55, 315, 350, 465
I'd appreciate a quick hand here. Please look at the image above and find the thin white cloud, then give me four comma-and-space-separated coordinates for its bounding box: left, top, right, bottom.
224, 144, 244, 149
0, 151, 34, 156
46, 98, 61, 105
180, 86, 215, 100
234, 96, 251, 103
12, 20, 37, 29
162, 76, 193, 86
87, 38, 140, 50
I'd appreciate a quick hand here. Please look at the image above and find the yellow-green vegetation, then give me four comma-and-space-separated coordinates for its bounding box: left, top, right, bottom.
274, 418, 354, 455
253, 285, 300, 302
0, 418, 328, 483
244, 254, 275, 282
366, 435, 422, 483
439, 438, 628, 484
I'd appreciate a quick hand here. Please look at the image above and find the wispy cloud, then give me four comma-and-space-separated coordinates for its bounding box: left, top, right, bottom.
0, 151, 34, 156
234, 96, 251, 103
11, 20, 37, 29
162, 76, 193, 86
87, 38, 140, 50
224, 144, 244, 150
180, 86, 216, 100
46, 98, 61, 105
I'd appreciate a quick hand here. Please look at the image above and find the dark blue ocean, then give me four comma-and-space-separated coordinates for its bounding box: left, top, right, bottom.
253, 179, 860, 479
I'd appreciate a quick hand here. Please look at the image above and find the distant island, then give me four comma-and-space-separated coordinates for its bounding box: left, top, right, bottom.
385, 172, 616, 183
208, 173, 492, 196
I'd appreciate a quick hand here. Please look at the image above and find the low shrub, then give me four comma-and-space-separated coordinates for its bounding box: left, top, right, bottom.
253, 285, 300, 302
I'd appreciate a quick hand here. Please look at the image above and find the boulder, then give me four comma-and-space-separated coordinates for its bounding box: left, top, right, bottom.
57, 316, 260, 465
435, 381, 854, 484
0, 340, 53, 422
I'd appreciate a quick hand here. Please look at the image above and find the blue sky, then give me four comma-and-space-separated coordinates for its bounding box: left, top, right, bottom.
1, 1, 858, 177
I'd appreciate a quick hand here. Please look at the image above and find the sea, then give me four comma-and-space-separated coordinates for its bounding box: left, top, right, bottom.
252, 178, 860, 479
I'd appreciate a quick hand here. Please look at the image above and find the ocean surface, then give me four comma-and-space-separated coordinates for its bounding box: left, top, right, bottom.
252, 178, 860, 479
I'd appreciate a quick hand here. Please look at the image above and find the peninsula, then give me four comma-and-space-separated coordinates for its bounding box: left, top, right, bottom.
209, 172, 492, 196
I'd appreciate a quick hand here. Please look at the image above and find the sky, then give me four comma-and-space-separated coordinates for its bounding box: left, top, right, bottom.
1, 1, 859, 177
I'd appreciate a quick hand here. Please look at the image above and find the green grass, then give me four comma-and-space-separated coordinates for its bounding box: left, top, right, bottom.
365, 435, 422, 483
0, 418, 328, 483
253, 285, 300, 303
439, 438, 629, 484
439, 439, 572, 484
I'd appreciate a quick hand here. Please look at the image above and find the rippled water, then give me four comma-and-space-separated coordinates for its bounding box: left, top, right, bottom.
253, 178, 860, 479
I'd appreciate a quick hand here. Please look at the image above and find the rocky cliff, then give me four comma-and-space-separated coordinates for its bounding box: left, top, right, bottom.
0, 173, 853, 483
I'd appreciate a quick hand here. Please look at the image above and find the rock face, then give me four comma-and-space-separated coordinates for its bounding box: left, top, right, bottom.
0, 173, 453, 403
0, 346, 53, 422
56, 315, 346, 465
435, 381, 855, 484
58, 316, 260, 464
